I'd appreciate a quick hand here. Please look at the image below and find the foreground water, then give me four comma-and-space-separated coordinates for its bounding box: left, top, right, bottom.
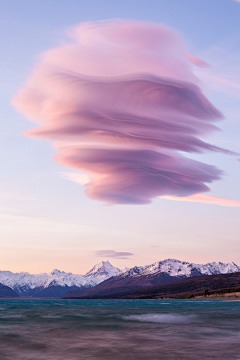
0, 299, 240, 359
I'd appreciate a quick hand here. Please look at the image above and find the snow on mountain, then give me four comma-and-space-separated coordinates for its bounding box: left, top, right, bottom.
117, 265, 148, 279
123, 259, 240, 278
85, 261, 123, 280
40, 270, 87, 289
0, 270, 49, 294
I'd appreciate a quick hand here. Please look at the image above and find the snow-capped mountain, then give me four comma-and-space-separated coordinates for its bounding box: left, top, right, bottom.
85, 260, 124, 279
1, 259, 240, 298
129, 259, 240, 278
0, 261, 124, 297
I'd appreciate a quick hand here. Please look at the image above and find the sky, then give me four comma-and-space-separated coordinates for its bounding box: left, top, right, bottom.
0, 0, 240, 274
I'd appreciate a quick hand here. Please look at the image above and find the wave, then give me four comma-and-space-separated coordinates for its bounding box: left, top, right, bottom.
0, 314, 25, 319
41, 315, 63, 319
122, 313, 196, 324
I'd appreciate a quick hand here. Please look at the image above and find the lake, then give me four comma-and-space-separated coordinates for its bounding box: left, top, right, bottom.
0, 299, 240, 359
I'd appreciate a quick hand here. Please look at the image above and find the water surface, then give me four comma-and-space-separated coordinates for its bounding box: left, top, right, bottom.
0, 299, 240, 359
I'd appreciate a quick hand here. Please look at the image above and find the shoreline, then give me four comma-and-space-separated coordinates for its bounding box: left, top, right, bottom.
1, 295, 240, 302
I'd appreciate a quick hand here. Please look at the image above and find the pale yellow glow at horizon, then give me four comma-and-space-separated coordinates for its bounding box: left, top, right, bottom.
161, 194, 240, 207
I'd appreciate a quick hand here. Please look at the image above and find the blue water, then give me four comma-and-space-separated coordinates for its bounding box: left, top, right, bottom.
0, 299, 240, 359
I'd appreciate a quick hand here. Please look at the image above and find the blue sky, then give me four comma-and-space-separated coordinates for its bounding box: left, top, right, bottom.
0, 0, 240, 273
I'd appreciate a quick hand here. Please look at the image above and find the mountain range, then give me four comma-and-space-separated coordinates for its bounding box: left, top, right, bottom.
0, 261, 123, 297
0, 259, 239, 298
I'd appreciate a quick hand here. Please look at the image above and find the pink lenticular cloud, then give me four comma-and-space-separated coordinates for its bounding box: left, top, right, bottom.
13, 20, 235, 204
55, 147, 222, 204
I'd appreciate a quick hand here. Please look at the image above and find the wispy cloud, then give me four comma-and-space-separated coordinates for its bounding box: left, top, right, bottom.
161, 194, 240, 207
194, 46, 240, 99
13, 20, 235, 205
96, 250, 134, 259
0, 213, 91, 233
183, 52, 209, 68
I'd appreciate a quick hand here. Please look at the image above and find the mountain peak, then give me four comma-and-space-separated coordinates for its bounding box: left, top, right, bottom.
99, 260, 112, 267
85, 260, 122, 278
50, 269, 63, 276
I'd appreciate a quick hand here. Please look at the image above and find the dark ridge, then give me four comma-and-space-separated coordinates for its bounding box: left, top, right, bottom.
62, 271, 183, 299
31, 282, 84, 298
0, 283, 19, 298
63, 272, 240, 299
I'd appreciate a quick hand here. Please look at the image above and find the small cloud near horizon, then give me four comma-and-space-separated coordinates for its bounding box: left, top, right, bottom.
96, 250, 134, 259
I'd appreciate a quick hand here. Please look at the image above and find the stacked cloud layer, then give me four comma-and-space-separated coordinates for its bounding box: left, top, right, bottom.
13, 20, 233, 204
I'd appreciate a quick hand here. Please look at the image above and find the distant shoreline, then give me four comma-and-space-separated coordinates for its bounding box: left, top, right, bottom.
1, 296, 240, 302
